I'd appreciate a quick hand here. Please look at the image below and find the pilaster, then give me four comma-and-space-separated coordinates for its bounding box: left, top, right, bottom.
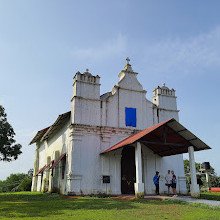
66, 130, 83, 195
31, 148, 39, 191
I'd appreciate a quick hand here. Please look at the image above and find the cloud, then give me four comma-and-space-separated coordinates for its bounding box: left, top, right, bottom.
70, 26, 220, 78
71, 33, 127, 62
142, 26, 220, 76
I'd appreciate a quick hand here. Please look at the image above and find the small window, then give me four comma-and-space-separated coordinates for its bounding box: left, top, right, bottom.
125, 107, 136, 127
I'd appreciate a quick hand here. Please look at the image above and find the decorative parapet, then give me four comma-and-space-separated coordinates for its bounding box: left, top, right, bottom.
153, 83, 176, 97
73, 69, 100, 85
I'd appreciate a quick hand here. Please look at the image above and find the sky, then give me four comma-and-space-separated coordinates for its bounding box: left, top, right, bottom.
0, 0, 220, 180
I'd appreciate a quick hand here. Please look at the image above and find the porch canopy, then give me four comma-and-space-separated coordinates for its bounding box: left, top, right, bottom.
101, 118, 211, 157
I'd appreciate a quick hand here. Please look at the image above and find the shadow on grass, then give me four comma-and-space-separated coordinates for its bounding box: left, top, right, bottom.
200, 192, 220, 201
0, 192, 61, 201
0, 192, 139, 218
131, 198, 220, 211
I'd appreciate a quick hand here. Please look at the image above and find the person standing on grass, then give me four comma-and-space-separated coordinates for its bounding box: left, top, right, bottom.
165, 170, 173, 195
171, 170, 177, 197
153, 171, 160, 195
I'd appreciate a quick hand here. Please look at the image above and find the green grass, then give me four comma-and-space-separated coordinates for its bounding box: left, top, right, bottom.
201, 191, 220, 201
0, 192, 220, 219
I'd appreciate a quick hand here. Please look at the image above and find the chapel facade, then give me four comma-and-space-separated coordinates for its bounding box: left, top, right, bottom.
30, 58, 210, 197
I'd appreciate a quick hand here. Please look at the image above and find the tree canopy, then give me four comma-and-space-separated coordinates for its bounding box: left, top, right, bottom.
0, 105, 22, 161
184, 159, 220, 188
0, 169, 33, 192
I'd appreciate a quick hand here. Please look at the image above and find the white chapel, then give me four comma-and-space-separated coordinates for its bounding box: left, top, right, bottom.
30, 58, 210, 197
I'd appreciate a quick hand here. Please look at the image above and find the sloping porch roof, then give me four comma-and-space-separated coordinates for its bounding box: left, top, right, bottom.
42, 160, 54, 172
50, 152, 66, 169
33, 165, 46, 177
33, 160, 55, 177
101, 118, 211, 157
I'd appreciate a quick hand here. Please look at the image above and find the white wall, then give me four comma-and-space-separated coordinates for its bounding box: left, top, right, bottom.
33, 120, 70, 194
33, 63, 187, 195
142, 145, 187, 194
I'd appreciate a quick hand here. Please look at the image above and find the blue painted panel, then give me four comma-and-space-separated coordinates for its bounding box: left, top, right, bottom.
125, 107, 136, 127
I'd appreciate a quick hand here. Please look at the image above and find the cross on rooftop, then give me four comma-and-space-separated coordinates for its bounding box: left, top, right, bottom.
126, 57, 130, 65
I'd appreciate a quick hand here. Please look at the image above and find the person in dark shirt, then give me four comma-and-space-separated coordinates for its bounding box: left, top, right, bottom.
171, 170, 177, 197
153, 171, 160, 195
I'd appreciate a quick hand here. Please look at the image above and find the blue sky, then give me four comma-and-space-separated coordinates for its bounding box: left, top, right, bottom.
0, 0, 220, 180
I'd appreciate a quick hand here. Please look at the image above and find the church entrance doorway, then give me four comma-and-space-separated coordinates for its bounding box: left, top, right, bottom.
121, 146, 136, 194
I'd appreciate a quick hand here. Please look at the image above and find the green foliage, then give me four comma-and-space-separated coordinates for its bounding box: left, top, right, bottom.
209, 176, 220, 187
5, 173, 27, 192
184, 159, 200, 174
184, 159, 220, 188
184, 159, 200, 189
27, 168, 33, 178
0, 169, 33, 192
17, 178, 32, 191
0, 105, 22, 161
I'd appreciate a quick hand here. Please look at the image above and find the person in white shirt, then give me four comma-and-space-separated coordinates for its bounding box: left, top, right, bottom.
165, 170, 173, 195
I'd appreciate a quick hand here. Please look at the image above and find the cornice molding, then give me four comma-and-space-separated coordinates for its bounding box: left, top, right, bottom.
69, 123, 140, 136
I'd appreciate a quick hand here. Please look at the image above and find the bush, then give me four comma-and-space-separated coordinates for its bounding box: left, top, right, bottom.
0, 169, 33, 193
18, 178, 32, 191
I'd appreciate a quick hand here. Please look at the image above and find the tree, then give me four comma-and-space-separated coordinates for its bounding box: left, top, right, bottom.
184, 159, 200, 174
184, 159, 201, 189
184, 159, 220, 188
17, 177, 32, 191
27, 168, 33, 178
0, 105, 22, 161
4, 173, 27, 192
0, 169, 33, 192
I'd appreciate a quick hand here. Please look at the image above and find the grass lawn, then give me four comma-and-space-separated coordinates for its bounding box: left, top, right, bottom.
0, 192, 220, 219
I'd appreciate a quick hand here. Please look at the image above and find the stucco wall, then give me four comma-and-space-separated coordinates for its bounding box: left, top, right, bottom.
33, 62, 187, 196
33, 120, 70, 194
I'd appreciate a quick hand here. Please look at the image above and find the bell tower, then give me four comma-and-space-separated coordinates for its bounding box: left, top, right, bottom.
71, 69, 101, 126
152, 83, 179, 122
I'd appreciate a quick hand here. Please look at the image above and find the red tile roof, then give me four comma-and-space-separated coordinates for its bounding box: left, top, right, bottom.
29, 126, 51, 145
101, 118, 211, 156
101, 119, 171, 154
29, 111, 71, 145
